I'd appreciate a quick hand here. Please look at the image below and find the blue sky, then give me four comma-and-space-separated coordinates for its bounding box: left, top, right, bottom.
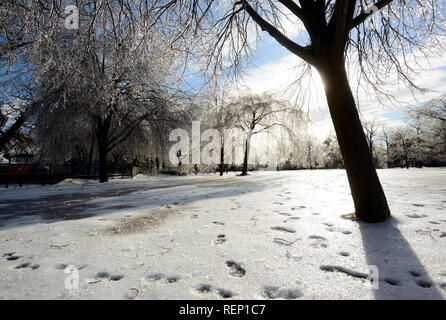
382, 107, 407, 122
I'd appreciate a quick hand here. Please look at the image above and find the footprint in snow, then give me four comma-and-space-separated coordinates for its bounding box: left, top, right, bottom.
262, 286, 303, 300
14, 262, 39, 270
217, 288, 235, 299
214, 234, 226, 245
271, 226, 296, 233
146, 273, 164, 282
325, 227, 351, 235
405, 213, 428, 219
4, 253, 38, 270
309, 235, 327, 240
96, 271, 110, 278
93, 271, 124, 281
409, 270, 421, 277
5, 254, 21, 261
283, 217, 300, 223
110, 274, 125, 281
195, 284, 212, 294
146, 273, 180, 284
273, 238, 297, 246
15, 262, 31, 269
278, 212, 292, 216
166, 276, 180, 283
225, 260, 246, 278
55, 263, 69, 270
416, 280, 433, 288
309, 235, 328, 249
384, 278, 401, 286
194, 284, 235, 298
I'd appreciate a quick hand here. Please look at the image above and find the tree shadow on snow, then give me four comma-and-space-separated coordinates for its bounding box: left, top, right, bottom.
0, 175, 281, 231
359, 217, 443, 299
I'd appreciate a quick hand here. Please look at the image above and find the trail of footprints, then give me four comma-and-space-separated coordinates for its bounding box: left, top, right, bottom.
406, 204, 445, 235
143, 267, 239, 299
207, 209, 305, 299
269, 204, 444, 293
55, 263, 125, 283
195, 261, 303, 299
319, 264, 440, 289
3, 252, 129, 285
3, 252, 40, 270
271, 201, 354, 250
95, 271, 125, 282
257, 200, 444, 296
3, 197, 442, 299
146, 272, 180, 284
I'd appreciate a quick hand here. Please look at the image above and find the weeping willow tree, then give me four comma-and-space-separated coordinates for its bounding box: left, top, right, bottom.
2, 1, 191, 182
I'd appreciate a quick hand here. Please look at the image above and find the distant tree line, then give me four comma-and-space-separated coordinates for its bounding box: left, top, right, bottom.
282, 95, 446, 170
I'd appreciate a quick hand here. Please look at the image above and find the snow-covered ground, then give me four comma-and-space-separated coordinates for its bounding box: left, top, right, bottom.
0, 168, 445, 300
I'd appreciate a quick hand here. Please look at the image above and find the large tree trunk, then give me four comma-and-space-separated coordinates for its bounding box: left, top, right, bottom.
86, 136, 94, 176
96, 118, 110, 183
98, 145, 108, 183
241, 138, 249, 176
219, 146, 224, 176
318, 60, 391, 223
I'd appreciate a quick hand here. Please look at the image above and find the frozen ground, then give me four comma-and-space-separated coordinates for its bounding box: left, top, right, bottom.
0, 168, 445, 300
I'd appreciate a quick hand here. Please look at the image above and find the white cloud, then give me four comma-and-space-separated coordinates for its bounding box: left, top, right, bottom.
238, 50, 446, 142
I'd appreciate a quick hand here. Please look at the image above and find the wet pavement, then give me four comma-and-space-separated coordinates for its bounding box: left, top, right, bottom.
0, 176, 263, 227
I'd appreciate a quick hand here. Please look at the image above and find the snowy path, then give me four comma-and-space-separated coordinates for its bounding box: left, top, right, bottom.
0, 169, 445, 299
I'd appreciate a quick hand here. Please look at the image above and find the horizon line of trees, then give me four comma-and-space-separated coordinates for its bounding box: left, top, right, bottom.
2, 92, 445, 174
296, 95, 446, 171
